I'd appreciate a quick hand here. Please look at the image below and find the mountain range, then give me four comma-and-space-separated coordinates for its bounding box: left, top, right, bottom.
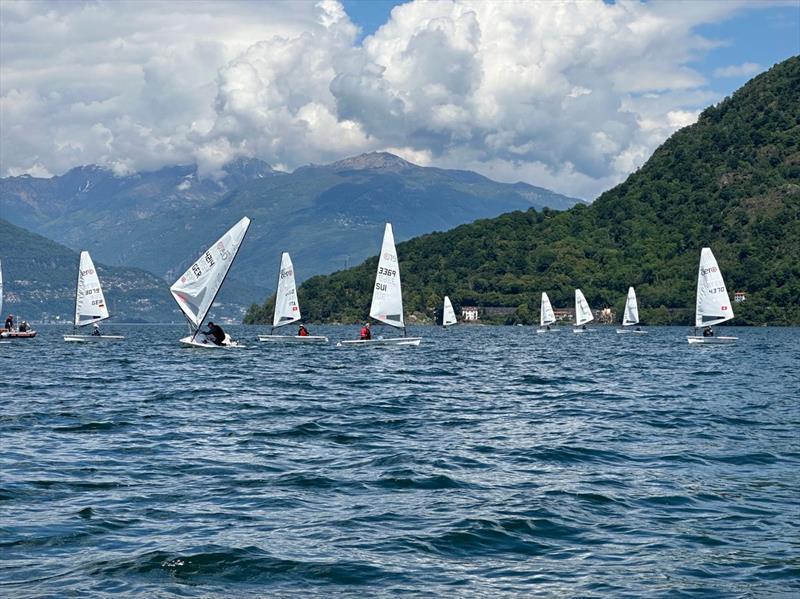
248, 57, 800, 326
0, 153, 583, 313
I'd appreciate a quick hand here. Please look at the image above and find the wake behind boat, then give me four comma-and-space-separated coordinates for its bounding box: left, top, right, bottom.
63, 251, 124, 342
687, 247, 737, 344
257, 252, 327, 344
340, 223, 421, 347
616, 286, 647, 334
171, 217, 250, 348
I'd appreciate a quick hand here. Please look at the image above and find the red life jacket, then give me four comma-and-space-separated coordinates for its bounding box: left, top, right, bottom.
360, 326, 371, 340
298, 327, 309, 336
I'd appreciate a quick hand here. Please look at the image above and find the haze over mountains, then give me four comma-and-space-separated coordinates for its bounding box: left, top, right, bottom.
0, 153, 582, 321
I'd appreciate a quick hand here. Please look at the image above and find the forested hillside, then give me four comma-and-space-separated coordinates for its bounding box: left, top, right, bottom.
246, 57, 800, 326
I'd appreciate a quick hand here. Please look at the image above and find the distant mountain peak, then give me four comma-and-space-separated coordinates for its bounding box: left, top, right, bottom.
328, 152, 414, 171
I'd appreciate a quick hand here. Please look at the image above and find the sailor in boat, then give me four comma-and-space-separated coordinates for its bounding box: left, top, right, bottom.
92, 323, 101, 336
360, 322, 371, 340
298, 324, 309, 337
546, 325, 551, 331
702, 326, 714, 337
203, 321, 226, 346
582, 324, 587, 330
4, 314, 12, 331
19, 321, 29, 333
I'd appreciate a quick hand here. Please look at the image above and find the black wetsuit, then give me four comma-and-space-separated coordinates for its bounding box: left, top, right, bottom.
204, 323, 226, 345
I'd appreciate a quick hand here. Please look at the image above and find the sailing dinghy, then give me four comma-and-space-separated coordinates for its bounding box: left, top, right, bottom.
171, 217, 250, 348
573, 289, 595, 333
340, 223, 421, 347
442, 296, 457, 327
616, 286, 647, 334
537, 292, 559, 333
258, 252, 327, 343
63, 251, 124, 342
687, 247, 737, 344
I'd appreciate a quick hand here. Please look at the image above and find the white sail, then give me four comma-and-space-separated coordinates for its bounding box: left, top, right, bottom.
369, 223, 404, 329
622, 286, 639, 326
273, 252, 301, 328
74, 251, 110, 327
695, 247, 734, 327
442, 295, 457, 327
575, 289, 594, 326
170, 216, 250, 331
540, 292, 556, 326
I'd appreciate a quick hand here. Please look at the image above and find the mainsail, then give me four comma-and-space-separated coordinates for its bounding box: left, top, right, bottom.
575, 289, 594, 326
695, 247, 734, 327
273, 252, 301, 329
540, 292, 556, 327
369, 223, 404, 329
170, 216, 250, 332
442, 296, 457, 327
622, 286, 639, 326
74, 251, 110, 327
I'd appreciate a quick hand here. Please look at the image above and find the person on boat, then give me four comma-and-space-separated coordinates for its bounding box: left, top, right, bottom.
297, 324, 309, 337
581, 324, 587, 330
203, 321, 226, 345
545, 325, 551, 331
4, 314, 13, 331
360, 322, 371, 340
702, 326, 713, 337
18, 321, 29, 333
92, 323, 101, 336
635, 326, 641, 331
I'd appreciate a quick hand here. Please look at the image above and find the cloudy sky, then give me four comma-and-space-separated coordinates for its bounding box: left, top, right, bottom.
1, 0, 798, 199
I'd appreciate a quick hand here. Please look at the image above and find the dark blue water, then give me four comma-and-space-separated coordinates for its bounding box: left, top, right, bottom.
1, 325, 798, 597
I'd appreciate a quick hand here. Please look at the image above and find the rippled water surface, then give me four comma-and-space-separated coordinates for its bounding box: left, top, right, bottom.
1, 325, 798, 597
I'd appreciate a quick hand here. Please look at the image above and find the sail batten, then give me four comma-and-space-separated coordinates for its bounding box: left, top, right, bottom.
273, 252, 301, 329
575, 289, 594, 326
74, 251, 110, 327
369, 223, 405, 329
442, 296, 457, 327
695, 247, 734, 328
170, 217, 251, 332
540, 292, 556, 327
622, 286, 639, 326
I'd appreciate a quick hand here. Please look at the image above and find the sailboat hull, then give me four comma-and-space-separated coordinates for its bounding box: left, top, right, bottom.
687, 335, 737, 344
572, 328, 595, 333
340, 337, 421, 347
616, 329, 648, 334
258, 335, 328, 343
536, 327, 560, 333
179, 334, 243, 349
0, 331, 37, 339
64, 335, 124, 342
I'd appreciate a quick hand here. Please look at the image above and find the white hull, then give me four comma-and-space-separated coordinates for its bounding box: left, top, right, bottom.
687, 335, 738, 344
64, 334, 124, 342
339, 337, 421, 347
0, 331, 37, 338
573, 328, 595, 333
536, 328, 560, 334
258, 334, 328, 343
616, 329, 648, 334
179, 334, 243, 349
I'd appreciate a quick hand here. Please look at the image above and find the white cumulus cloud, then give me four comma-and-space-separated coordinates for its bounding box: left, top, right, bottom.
0, 0, 786, 199
713, 62, 763, 78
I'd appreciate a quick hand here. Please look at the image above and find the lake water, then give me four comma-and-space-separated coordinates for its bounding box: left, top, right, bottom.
1, 325, 798, 597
